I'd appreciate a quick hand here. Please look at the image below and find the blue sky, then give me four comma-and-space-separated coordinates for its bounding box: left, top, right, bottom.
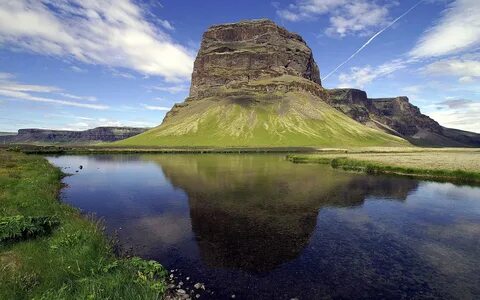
0, 0, 479, 133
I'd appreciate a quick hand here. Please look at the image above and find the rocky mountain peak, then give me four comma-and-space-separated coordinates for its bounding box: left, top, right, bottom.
189, 19, 321, 98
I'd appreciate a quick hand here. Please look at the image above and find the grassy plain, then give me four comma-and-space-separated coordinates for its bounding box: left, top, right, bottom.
288, 148, 480, 183
0, 150, 167, 299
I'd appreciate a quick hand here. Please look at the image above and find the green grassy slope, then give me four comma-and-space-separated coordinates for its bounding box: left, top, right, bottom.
118, 89, 408, 147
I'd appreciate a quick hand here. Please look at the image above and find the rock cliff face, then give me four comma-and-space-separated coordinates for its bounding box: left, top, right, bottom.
190, 19, 321, 98
0, 127, 149, 145
326, 89, 480, 147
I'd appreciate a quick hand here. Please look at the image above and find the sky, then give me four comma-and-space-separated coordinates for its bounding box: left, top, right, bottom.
0, 0, 479, 133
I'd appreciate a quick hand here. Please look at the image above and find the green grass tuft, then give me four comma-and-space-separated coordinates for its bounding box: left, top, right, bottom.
0, 216, 59, 243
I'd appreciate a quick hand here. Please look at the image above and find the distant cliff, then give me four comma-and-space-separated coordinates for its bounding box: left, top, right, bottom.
326, 89, 480, 147
0, 127, 149, 145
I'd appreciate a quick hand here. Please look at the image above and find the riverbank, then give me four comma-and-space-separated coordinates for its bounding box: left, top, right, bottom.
4, 143, 480, 155
0, 150, 168, 299
288, 150, 480, 184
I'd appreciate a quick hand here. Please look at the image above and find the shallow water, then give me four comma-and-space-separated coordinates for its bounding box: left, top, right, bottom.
47, 154, 480, 299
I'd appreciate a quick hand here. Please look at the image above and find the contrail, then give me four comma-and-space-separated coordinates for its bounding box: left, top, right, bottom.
322, 0, 424, 81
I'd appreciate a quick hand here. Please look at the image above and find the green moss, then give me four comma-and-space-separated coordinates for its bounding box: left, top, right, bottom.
0, 151, 167, 299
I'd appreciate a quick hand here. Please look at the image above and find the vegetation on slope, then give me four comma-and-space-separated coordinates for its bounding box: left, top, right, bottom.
288, 150, 480, 183
0, 150, 167, 299
118, 89, 408, 147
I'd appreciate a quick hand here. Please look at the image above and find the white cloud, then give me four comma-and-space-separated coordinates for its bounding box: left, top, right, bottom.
0, 73, 14, 80
58, 93, 97, 102
158, 19, 174, 31
430, 100, 480, 133
402, 85, 422, 94
142, 104, 171, 111
410, 0, 480, 58
277, 0, 391, 37
423, 57, 480, 82
0, 74, 107, 109
0, 0, 194, 81
70, 66, 86, 73
326, 1, 389, 37
151, 84, 189, 94
338, 59, 408, 87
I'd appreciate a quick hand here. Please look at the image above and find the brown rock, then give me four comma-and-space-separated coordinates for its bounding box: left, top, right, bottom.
190, 19, 321, 98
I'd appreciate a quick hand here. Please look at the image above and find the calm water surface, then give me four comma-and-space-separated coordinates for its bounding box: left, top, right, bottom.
47, 154, 480, 299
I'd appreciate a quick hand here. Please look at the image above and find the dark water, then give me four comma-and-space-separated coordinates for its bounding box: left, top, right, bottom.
47, 154, 480, 299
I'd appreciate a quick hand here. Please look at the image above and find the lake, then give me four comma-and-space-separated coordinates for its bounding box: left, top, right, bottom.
47, 154, 480, 299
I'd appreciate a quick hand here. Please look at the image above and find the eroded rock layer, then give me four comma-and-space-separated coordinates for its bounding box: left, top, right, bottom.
1, 127, 149, 145
326, 89, 480, 147
190, 19, 321, 98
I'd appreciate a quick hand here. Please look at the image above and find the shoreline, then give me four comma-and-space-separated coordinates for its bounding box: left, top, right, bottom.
0, 151, 169, 299
3, 143, 480, 155
287, 153, 480, 185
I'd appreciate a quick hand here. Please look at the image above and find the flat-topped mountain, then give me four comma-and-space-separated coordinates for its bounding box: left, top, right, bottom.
120, 19, 406, 147
119, 19, 479, 148
1, 127, 149, 145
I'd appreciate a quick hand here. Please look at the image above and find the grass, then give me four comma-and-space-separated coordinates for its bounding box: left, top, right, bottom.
116, 87, 408, 147
287, 150, 480, 184
0, 150, 167, 299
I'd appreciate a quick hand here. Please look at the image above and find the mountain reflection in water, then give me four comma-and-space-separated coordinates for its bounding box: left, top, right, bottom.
47, 154, 480, 300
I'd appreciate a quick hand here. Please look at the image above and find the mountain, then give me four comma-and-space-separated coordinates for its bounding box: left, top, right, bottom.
118, 19, 407, 147
326, 89, 480, 147
0, 127, 149, 145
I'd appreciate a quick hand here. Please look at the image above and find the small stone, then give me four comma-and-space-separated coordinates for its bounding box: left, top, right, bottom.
186, 277, 190, 281
194, 283, 204, 290
231, 295, 236, 299
196, 295, 200, 298
177, 289, 186, 295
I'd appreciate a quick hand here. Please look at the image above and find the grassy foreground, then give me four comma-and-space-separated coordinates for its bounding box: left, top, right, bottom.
0, 150, 167, 299
288, 149, 480, 184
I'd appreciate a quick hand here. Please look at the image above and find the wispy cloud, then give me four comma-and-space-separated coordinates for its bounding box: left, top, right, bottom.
430, 99, 480, 133
151, 84, 189, 94
0, 74, 107, 109
410, 0, 480, 58
277, 0, 392, 37
423, 57, 480, 83
0, 0, 194, 81
436, 99, 473, 109
142, 104, 171, 111
338, 59, 409, 88
323, 0, 424, 81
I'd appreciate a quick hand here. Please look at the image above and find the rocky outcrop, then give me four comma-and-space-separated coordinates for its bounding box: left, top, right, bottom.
326, 89, 480, 147
0, 127, 149, 145
190, 19, 321, 98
